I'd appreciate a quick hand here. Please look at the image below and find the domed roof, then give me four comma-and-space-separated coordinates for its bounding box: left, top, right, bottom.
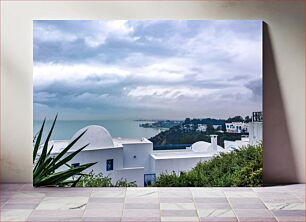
70, 125, 114, 150
191, 141, 211, 153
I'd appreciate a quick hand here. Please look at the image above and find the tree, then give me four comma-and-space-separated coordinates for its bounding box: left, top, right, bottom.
184, 118, 191, 124
245, 116, 251, 123
206, 124, 215, 134
226, 116, 244, 123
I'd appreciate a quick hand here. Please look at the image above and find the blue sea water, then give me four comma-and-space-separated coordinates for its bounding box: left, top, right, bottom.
33, 120, 165, 141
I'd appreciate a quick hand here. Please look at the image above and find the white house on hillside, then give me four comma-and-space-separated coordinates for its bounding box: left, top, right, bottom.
224, 112, 263, 150
225, 122, 248, 133
224, 135, 250, 151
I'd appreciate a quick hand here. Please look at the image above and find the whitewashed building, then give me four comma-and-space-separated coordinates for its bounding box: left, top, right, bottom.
196, 124, 207, 132
248, 121, 263, 146
224, 112, 263, 150
48, 126, 229, 187
225, 122, 249, 133
224, 136, 250, 151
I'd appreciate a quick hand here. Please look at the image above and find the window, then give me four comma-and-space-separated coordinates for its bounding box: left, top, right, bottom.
71, 163, 80, 168
144, 174, 156, 187
106, 159, 113, 171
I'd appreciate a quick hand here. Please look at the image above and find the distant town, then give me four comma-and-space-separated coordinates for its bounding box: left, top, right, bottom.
139, 120, 183, 129
138, 112, 263, 149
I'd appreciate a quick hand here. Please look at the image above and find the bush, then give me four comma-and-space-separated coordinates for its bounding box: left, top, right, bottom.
153, 144, 263, 187
76, 171, 137, 187
233, 153, 263, 187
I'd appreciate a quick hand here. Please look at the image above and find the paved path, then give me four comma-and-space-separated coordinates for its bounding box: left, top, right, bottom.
0, 184, 304, 221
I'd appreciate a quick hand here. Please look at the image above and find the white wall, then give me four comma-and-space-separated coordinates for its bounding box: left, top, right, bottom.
56, 148, 144, 186
57, 148, 124, 177
123, 142, 153, 174
224, 141, 238, 150
249, 122, 263, 146
150, 155, 156, 174
224, 140, 249, 150
1, 1, 304, 184
111, 167, 144, 187
154, 157, 210, 176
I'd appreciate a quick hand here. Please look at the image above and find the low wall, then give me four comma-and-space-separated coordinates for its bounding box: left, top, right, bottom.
110, 167, 144, 187
154, 157, 210, 176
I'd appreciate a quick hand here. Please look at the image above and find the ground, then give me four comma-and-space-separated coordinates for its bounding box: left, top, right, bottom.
0, 184, 305, 221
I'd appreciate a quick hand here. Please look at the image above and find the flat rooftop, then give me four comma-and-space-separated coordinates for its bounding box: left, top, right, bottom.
46, 137, 152, 154
113, 137, 152, 145
151, 149, 215, 160
48, 139, 123, 154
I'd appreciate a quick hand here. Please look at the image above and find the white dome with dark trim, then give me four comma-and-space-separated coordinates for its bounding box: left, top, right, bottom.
70, 125, 114, 150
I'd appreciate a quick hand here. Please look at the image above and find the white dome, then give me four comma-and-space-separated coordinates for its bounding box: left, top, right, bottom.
191, 141, 211, 153
70, 125, 114, 150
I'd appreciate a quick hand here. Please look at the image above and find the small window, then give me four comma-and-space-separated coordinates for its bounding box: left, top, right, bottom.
71, 163, 80, 168
106, 159, 113, 171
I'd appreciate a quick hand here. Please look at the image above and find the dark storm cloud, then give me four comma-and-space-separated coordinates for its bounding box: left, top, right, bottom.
245, 78, 263, 100
34, 20, 262, 120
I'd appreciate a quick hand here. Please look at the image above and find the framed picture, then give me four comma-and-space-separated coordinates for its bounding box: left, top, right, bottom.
33, 20, 262, 187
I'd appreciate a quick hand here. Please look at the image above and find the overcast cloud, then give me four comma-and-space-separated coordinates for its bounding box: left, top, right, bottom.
33, 20, 262, 120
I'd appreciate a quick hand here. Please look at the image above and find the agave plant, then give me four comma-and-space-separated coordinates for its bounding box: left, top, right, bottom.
33, 115, 97, 187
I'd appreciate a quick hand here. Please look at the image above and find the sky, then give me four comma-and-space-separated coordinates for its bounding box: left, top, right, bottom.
33, 20, 262, 120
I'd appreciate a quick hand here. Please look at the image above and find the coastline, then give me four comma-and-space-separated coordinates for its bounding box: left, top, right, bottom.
33, 119, 165, 141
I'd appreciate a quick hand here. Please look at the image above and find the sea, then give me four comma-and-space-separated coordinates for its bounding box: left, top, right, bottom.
33, 120, 165, 141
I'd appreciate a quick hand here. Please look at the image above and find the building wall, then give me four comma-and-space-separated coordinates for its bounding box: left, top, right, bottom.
111, 167, 144, 187
224, 141, 238, 150
224, 139, 249, 150
1, 1, 304, 184
225, 122, 248, 133
57, 148, 124, 177
150, 156, 156, 175
249, 122, 263, 146
122, 142, 153, 174
154, 157, 210, 176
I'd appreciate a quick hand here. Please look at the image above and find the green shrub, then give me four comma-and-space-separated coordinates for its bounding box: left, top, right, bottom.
233, 153, 263, 187
33, 115, 97, 187
153, 144, 263, 187
76, 171, 137, 187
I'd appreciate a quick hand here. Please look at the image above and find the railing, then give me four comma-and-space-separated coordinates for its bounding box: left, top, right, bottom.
153, 144, 192, 150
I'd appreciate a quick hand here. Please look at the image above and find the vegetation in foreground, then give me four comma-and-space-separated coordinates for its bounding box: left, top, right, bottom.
75, 171, 137, 187
33, 115, 97, 187
153, 144, 263, 187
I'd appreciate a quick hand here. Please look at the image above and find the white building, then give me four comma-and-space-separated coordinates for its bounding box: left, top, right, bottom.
225, 122, 249, 133
224, 136, 250, 151
48, 126, 229, 187
196, 124, 207, 132
248, 121, 263, 146
196, 124, 222, 132
224, 112, 263, 150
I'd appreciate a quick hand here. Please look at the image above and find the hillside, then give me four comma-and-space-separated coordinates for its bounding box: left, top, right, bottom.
149, 118, 247, 147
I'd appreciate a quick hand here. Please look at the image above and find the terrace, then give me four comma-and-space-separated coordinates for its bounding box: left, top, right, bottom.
1, 184, 304, 221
